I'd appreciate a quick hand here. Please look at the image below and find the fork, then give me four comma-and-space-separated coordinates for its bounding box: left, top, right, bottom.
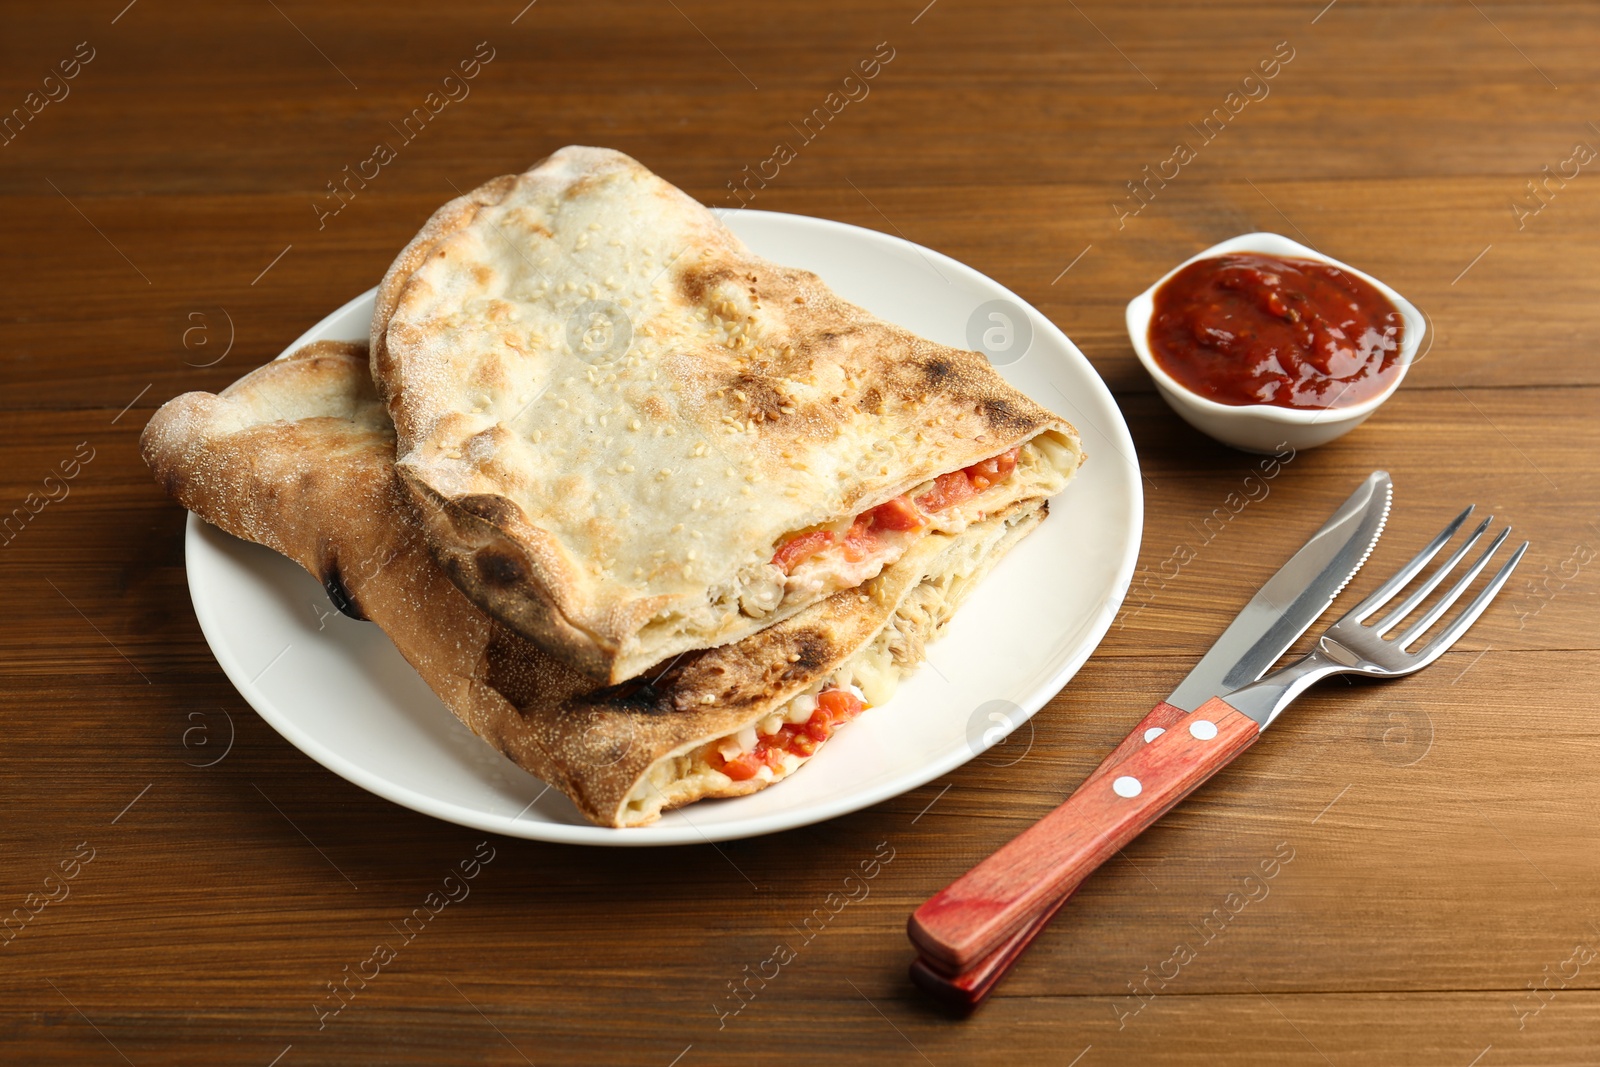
908, 504, 1528, 1008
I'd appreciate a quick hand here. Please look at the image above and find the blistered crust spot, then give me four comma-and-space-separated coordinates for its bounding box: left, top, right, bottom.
978, 395, 1033, 435
455, 493, 520, 527
678, 264, 735, 305
475, 546, 529, 588
320, 560, 367, 621
161, 465, 186, 499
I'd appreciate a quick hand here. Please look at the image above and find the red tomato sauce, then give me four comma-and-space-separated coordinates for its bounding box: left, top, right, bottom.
1148, 253, 1404, 409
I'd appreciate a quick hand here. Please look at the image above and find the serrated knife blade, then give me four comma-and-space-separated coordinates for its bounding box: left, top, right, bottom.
1165, 470, 1392, 712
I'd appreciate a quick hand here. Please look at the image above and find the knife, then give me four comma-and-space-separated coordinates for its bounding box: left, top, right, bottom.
907, 471, 1393, 1007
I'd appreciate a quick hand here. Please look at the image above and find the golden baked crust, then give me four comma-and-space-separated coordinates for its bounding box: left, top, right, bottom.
371, 146, 1082, 684
142, 342, 1049, 827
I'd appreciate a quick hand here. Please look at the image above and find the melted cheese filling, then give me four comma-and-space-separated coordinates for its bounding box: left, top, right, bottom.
619, 501, 1043, 824
633, 433, 1075, 667
767, 433, 1074, 615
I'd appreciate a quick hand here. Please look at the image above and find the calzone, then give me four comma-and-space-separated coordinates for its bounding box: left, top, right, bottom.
370, 146, 1082, 683
143, 342, 1056, 827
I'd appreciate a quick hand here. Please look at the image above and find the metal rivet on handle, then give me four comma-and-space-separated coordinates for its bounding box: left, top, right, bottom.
1112, 775, 1142, 798
1189, 719, 1218, 740
1144, 727, 1165, 742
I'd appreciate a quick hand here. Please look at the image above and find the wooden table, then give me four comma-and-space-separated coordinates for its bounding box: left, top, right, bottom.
4, 1, 1596, 1063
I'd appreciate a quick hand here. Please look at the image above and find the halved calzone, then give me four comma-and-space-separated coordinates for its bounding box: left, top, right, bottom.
371, 146, 1082, 684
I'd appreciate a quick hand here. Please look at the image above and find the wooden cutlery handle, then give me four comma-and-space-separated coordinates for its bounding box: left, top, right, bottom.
908, 701, 1193, 1009
1083, 700, 1191, 789
909, 887, 1080, 1011
908, 696, 1258, 973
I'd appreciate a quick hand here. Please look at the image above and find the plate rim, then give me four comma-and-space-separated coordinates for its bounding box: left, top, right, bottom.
185, 208, 1144, 845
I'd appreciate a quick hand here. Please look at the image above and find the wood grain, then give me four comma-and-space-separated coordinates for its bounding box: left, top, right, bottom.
4, 1, 1599, 1063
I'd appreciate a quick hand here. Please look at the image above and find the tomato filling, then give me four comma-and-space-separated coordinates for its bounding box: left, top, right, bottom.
864, 494, 924, 530
709, 688, 867, 782
771, 529, 835, 574
769, 447, 1021, 575
915, 447, 1018, 512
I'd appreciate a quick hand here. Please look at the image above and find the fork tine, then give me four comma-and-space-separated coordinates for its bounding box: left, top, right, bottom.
1397, 527, 1511, 649
1414, 540, 1529, 660
1373, 515, 1493, 635
1351, 504, 1475, 622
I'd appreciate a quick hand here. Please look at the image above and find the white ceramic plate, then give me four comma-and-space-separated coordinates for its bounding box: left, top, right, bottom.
186, 210, 1143, 845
